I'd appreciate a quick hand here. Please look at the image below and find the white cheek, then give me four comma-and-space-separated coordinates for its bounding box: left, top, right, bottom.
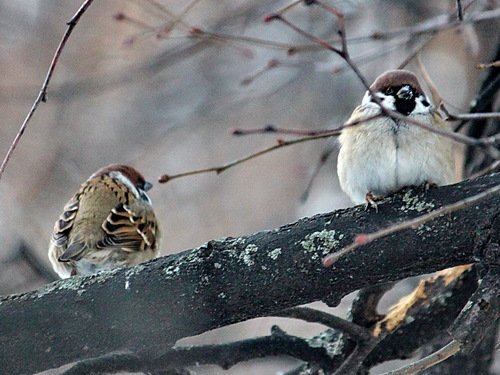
360, 92, 396, 111
413, 96, 432, 114
381, 95, 396, 111
361, 91, 371, 105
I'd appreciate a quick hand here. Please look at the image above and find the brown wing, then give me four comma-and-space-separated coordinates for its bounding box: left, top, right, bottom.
97, 202, 159, 253
52, 196, 80, 248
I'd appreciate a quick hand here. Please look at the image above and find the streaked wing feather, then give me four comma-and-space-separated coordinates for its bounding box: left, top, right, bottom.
52, 196, 80, 246
99, 203, 157, 253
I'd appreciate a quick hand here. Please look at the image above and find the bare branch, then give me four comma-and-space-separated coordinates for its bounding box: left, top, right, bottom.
158, 115, 383, 185
274, 307, 373, 342
265, 4, 500, 152
1, 174, 497, 374
323, 182, 500, 266
158, 133, 333, 184
0, 0, 95, 181
61, 326, 333, 375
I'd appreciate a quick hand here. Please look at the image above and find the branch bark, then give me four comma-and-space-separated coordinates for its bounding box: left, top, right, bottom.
0, 173, 498, 374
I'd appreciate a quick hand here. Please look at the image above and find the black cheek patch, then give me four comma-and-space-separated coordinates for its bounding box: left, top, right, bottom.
422, 99, 430, 107
370, 96, 384, 103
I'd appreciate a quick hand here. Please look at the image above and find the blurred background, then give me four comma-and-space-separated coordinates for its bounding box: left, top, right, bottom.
0, 0, 498, 374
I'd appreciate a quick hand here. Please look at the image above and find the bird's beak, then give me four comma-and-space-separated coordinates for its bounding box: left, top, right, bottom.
397, 85, 413, 100
143, 181, 153, 191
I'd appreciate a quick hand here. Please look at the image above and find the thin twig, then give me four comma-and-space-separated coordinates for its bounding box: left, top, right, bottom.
274, 307, 373, 342
265, 14, 344, 56
266, 7, 500, 150
164, 6, 498, 186
195, 8, 499, 55
233, 125, 336, 137
314, 0, 347, 54
301, 143, 336, 202
379, 340, 461, 375
233, 109, 499, 149
323, 182, 500, 267
362, 8, 498, 43
446, 112, 500, 121
158, 133, 332, 183
68, 6, 500, 66
477, 60, 500, 70
274, 0, 303, 16
159, 0, 203, 36
334, 338, 381, 375
397, 34, 436, 69
159, 115, 383, 184
456, 0, 464, 21
417, 53, 443, 108
0, 0, 95, 181
469, 160, 500, 179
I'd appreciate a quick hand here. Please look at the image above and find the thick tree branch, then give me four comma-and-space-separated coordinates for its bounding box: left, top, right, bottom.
0, 173, 498, 374
61, 325, 333, 375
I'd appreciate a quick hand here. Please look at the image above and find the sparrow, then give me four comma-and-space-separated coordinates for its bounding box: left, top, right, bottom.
337, 70, 455, 208
48, 164, 161, 278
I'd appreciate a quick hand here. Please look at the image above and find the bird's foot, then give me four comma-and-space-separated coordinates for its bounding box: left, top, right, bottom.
423, 181, 438, 190
364, 192, 384, 212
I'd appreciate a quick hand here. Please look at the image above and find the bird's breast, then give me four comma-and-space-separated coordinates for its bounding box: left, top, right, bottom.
338, 114, 453, 204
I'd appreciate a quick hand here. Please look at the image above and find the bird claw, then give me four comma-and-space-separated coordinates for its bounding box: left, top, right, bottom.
364, 192, 384, 212
423, 181, 438, 190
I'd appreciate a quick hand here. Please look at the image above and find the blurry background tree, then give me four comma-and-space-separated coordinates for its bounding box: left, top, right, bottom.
0, 0, 498, 374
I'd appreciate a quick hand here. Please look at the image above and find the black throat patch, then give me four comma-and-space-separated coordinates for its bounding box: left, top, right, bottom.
394, 97, 416, 116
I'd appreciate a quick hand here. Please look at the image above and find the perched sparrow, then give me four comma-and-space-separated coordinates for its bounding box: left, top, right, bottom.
337, 70, 454, 207
48, 164, 161, 278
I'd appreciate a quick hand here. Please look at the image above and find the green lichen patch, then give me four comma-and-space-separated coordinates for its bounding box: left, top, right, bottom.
400, 190, 435, 213
268, 248, 282, 260
300, 230, 344, 259
239, 244, 259, 266
163, 263, 181, 278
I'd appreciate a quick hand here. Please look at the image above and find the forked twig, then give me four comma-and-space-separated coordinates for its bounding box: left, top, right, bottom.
322, 182, 500, 267
265, 5, 500, 150
159, 115, 381, 184
158, 133, 332, 183
0, 0, 95, 181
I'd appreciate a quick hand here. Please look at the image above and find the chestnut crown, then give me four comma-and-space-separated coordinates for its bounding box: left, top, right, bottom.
92, 164, 152, 191
370, 70, 424, 96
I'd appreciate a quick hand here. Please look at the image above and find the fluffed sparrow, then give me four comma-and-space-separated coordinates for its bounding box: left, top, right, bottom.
337, 70, 455, 207
48, 164, 161, 278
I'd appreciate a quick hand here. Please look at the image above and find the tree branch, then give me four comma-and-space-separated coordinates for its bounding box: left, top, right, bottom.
0, 173, 498, 374
61, 325, 333, 375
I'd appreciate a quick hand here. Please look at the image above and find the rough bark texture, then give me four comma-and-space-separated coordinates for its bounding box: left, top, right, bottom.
0, 173, 498, 375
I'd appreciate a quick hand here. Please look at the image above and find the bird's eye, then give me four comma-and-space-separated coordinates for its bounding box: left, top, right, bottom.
384, 87, 394, 95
